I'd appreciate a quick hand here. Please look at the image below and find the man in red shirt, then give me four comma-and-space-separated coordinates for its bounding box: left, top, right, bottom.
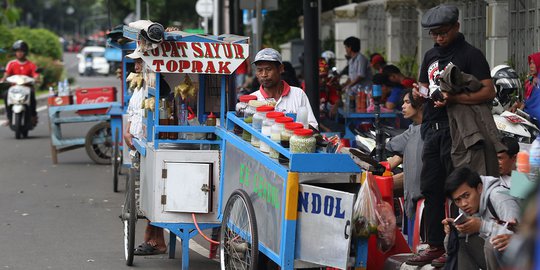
2, 40, 40, 124
382, 64, 416, 90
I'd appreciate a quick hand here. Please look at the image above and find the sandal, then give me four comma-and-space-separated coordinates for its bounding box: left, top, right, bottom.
134, 242, 166, 256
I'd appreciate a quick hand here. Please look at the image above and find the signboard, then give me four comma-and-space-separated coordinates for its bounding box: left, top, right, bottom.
196, 0, 213, 18
140, 41, 249, 74
295, 184, 354, 269
222, 142, 285, 255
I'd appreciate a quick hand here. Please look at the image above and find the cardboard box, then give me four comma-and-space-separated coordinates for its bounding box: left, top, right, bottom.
75, 86, 117, 115
48, 96, 73, 106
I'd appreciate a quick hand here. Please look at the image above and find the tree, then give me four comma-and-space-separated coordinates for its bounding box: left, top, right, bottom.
0, 0, 19, 25
262, 0, 349, 49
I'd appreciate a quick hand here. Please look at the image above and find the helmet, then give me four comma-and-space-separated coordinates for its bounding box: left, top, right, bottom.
12, 40, 29, 54
321, 50, 335, 63
491, 65, 521, 108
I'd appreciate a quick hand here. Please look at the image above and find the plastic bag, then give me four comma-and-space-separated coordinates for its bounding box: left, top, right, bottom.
352, 172, 381, 238
376, 201, 396, 253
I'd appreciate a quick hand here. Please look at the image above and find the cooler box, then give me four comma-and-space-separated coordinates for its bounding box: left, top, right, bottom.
48, 96, 73, 106
75, 87, 117, 115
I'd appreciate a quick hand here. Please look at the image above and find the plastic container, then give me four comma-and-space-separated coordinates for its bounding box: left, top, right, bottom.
260, 112, 284, 154
356, 89, 367, 112
517, 151, 530, 173
296, 106, 309, 128
236, 95, 257, 117
158, 98, 168, 139
268, 116, 292, 159
290, 128, 316, 153
529, 137, 540, 182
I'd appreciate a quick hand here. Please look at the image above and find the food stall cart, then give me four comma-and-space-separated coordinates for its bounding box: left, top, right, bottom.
106, 35, 137, 192
48, 100, 121, 165
119, 24, 369, 270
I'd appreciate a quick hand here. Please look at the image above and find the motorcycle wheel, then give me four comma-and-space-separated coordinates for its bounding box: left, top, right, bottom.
14, 113, 22, 139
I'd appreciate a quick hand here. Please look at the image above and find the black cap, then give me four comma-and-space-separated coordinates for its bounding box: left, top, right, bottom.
421, 4, 459, 29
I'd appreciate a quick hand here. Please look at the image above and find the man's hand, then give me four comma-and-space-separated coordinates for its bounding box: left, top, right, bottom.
124, 132, 135, 150
490, 234, 512, 251
455, 216, 481, 234
442, 218, 453, 235
434, 92, 449, 107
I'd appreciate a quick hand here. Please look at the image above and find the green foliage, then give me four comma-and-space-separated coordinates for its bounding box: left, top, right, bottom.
396, 55, 419, 80
0, 0, 19, 25
28, 55, 63, 90
11, 27, 62, 60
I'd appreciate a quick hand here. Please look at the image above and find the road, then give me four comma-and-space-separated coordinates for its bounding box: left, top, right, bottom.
0, 53, 220, 269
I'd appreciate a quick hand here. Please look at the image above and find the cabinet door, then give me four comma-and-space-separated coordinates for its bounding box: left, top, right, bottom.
295, 184, 354, 269
162, 162, 212, 213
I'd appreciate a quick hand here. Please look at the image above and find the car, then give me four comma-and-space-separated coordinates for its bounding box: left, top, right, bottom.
77, 46, 110, 76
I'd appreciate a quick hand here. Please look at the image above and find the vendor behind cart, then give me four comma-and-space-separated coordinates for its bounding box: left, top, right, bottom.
251, 48, 319, 130
123, 49, 167, 255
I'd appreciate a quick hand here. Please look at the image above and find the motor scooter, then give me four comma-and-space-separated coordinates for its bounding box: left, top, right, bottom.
5, 75, 35, 139
492, 97, 539, 144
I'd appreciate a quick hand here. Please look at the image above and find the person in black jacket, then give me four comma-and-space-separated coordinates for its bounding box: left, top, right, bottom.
406, 4, 497, 268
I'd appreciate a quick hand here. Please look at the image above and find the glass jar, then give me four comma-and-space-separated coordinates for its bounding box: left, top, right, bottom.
252, 105, 274, 130
281, 122, 304, 149
251, 105, 274, 148
234, 95, 257, 136
269, 117, 293, 159
290, 129, 316, 153
242, 116, 253, 141
236, 95, 257, 117
260, 111, 284, 154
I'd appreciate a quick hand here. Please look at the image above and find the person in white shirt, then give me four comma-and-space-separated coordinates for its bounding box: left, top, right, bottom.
123, 50, 167, 256
250, 48, 318, 130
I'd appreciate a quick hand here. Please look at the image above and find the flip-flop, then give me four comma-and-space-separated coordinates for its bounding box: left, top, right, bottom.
134, 242, 166, 256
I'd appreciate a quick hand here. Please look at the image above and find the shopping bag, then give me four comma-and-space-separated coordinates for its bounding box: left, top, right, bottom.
352, 172, 381, 238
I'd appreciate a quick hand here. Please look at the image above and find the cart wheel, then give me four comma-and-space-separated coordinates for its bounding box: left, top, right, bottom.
121, 167, 137, 266
85, 121, 112, 165
112, 128, 120, 192
220, 189, 258, 270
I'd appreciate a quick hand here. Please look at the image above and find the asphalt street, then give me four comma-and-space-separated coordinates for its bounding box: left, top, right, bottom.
0, 53, 220, 269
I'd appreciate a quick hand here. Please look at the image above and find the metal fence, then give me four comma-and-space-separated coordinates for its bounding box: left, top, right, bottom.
366, 4, 387, 53
458, 0, 487, 55
509, 0, 539, 75
397, 3, 419, 58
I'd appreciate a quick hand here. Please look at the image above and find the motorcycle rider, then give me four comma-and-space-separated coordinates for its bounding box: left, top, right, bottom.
2, 40, 39, 125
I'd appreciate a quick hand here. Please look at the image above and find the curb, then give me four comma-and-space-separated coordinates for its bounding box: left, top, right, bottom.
0, 93, 50, 115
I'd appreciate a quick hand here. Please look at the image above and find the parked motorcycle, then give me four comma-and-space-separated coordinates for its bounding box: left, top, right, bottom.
491, 65, 539, 143
5, 75, 35, 139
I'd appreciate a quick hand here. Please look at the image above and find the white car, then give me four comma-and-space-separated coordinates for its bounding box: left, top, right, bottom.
77, 46, 110, 76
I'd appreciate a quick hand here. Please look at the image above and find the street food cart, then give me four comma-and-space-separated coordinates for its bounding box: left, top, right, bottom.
119, 24, 368, 270
48, 97, 121, 165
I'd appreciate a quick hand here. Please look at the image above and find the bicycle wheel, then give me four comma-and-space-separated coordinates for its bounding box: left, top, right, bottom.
121, 167, 137, 266
220, 189, 258, 270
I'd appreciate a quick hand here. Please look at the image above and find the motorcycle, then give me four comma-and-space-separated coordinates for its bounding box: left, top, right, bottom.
491, 65, 539, 144
5, 75, 35, 139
